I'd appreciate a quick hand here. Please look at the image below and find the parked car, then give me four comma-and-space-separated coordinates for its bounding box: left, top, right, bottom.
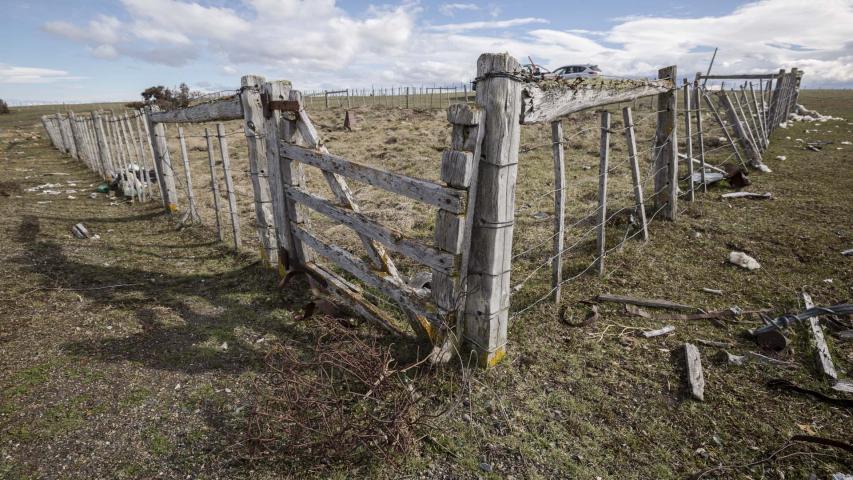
551, 64, 601, 79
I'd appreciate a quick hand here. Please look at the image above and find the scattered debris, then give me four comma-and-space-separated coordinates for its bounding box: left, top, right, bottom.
832, 380, 853, 394
701, 288, 723, 296
803, 292, 837, 380
596, 294, 695, 312
836, 330, 853, 342
842, 248, 853, 256
624, 304, 650, 318
722, 351, 745, 366
343, 110, 355, 131
697, 339, 731, 348
642, 325, 674, 338
789, 104, 846, 123
71, 223, 90, 239
721, 191, 772, 200
767, 379, 853, 407
755, 328, 789, 351
753, 303, 853, 335
775, 155, 786, 161
559, 304, 599, 327
683, 343, 704, 401
728, 251, 760, 270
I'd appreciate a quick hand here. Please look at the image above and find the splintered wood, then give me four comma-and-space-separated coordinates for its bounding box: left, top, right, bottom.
684, 343, 705, 401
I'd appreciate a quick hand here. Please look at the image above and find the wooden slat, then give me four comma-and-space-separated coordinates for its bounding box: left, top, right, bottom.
596, 111, 610, 275
622, 107, 649, 241
292, 226, 441, 327
148, 96, 242, 124
697, 74, 779, 80
653, 66, 678, 220
803, 292, 837, 380
551, 119, 566, 302
280, 143, 465, 214
521, 77, 673, 124
286, 186, 456, 273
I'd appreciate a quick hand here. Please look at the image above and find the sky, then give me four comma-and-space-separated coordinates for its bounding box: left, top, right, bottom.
1, 0, 852, 104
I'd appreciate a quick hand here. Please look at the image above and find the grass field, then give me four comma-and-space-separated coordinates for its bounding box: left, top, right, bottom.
0, 90, 851, 479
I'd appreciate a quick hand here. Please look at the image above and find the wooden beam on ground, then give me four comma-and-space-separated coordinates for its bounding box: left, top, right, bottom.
803, 292, 837, 381
684, 343, 705, 401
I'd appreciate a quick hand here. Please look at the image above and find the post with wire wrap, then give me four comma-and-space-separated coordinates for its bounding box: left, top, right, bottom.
652, 65, 678, 221
462, 53, 522, 368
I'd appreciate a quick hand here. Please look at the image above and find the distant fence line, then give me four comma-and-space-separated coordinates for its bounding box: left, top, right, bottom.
39, 54, 802, 369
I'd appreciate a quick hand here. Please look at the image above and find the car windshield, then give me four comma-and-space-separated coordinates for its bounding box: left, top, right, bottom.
589, 65, 601, 72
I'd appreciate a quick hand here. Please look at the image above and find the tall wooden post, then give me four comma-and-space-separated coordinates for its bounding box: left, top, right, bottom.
144, 106, 179, 212
217, 122, 241, 250
596, 111, 610, 275
240, 75, 278, 267
203, 128, 224, 242
550, 120, 565, 303
463, 53, 522, 367
623, 107, 649, 241
653, 66, 678, 220
177, 127, 201, 222
139, 109, 165, 207
683, 81, 694, 201
55, 114, 70, 155
693, 82, 707, 193
769, 69, 786, 129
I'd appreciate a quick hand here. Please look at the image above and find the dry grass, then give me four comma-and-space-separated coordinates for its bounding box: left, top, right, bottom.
0, 90, 851, 479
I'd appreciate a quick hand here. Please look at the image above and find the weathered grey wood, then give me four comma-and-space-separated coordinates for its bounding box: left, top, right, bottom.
698, 74, 778, 80
118, 114, 144, 202
693, 84, 707, 193
596, 111, 610, 276
55, 114, 70, 154
702, 93, 747, 169
91, 113, 109, 179
551, 120, 566, 302
291, 226, 441, 328
68, 112, 85, 162
177, 127, 201, 223
684, 343, 705, 401
203, 128, 224, 242
643, 325, 675, 338
139, 109, 165, 207
131, 113, 153, 202
737, 88, 762, 154
148, 96, 242, 124
769, 69, 787, 128
301, 261, 406, 337
293, 101, 402, 283
748, 83, 767, 148
261, 80, 302, 271
464, 53, 522, 367
447, 103, 481, 125
781, 68, 800, 123
803, 292, 837, 380
720, 90, 763, 169
217, 122, 241, 250
653, 66, 678, 220
281, 143, 465, 214
440, 150, 473, 189
100, 114, 117, 177
622, 107, 649, 242
108, 114, 131, 197
596, 294, 695, 311
683, 81, 695, 202
286, 186, 456, 273
240, 75, 278, 267
521, 77, 673, 124
145, 107, 179, 212
434, 209, 464, 254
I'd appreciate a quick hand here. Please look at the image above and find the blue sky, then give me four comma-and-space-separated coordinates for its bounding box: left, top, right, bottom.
1, 0, 851, 104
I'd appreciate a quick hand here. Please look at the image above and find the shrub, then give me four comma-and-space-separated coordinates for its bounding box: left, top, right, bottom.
0, 99, 10, 115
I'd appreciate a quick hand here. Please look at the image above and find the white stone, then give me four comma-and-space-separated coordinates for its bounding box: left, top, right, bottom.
728, 251, 760, 270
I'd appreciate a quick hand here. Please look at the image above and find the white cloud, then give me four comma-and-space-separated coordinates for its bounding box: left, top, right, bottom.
438, 3, 479, 16
0, 64, 83, 83
428, 17, 548, 33
39, 0, 853, 89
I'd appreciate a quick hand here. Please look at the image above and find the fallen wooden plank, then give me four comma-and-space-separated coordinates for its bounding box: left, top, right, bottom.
596, 294, 695, 311
842, 248, 853, 256
721, 191, 772, 200
148, 96, 242, 123
698, 74, 780, 80
803, 292, 837, 380
832, 380, 853, 394
684, 343, 705, 401
520, 77, 673, 124
642, 325, 675, 338
280, 142, 465, 214
702, 288, 723, 296
286, 186, 456, 273
697, 339, 731, 348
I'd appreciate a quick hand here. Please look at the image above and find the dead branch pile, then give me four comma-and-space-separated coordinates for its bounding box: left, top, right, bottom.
246, 320, 425, 466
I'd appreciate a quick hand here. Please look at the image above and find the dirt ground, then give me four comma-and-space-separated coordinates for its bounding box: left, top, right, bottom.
0, 90, 851, 479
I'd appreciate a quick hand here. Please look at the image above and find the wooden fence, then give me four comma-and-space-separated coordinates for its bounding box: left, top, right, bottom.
40, 53, 803, 368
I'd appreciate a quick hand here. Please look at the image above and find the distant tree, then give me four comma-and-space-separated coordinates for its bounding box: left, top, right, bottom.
139, 83, 199, 110
0, 99, 10, 115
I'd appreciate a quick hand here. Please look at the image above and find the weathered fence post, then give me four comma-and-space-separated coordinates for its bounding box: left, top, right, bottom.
653, 66, 678, 220
768, 69, 786, 129
216, 122, 241, 250
177, 126, 201, 223
203, 128, 224, 242
622, 107, 649, 241
692, 78, 707, 192
596, 111, 611, 275
463, 52, 522, 367
720, 90, 763, 169
139, 109, 165, 207
144, 106, 179, 212
239, 75, 278, 267
682, 81, 695, 201
551, 120, 565, 303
